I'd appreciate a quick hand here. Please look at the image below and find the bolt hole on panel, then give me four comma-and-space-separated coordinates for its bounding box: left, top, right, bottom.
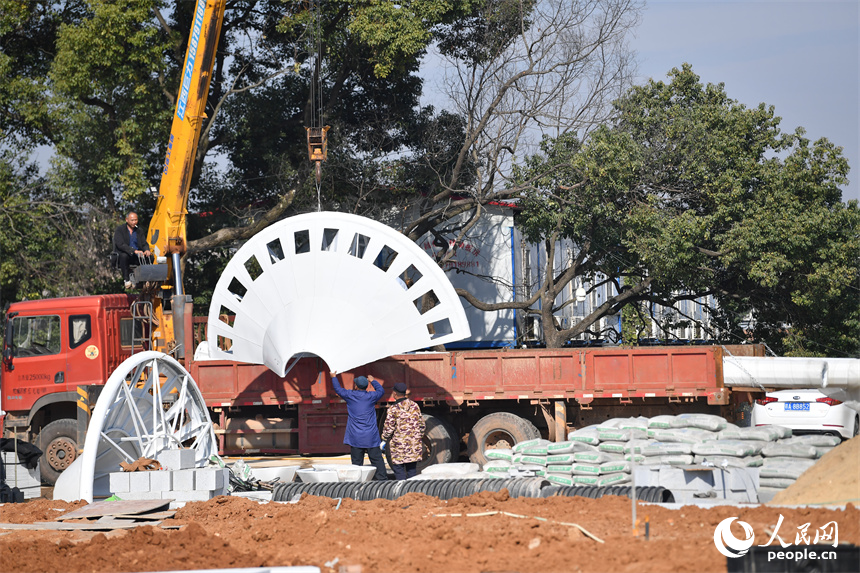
207, 212, 470, 375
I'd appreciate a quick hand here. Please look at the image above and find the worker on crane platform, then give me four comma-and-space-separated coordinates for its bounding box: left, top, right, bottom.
112, 212, 151, 289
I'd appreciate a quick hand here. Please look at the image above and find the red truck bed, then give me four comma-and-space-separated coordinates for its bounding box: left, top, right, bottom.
189, 345, 763, 408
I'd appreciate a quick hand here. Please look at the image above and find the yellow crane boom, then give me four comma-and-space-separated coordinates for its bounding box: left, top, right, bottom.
144, 0, 226, 357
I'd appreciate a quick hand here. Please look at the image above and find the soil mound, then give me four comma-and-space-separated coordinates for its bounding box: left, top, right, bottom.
769, 435, 860, 506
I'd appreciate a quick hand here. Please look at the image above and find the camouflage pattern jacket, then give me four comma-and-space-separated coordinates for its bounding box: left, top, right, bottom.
382, 398, 425, 464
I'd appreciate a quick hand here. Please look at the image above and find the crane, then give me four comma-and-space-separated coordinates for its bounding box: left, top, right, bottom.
137, 0, 329, 357
137, 0, 227, 358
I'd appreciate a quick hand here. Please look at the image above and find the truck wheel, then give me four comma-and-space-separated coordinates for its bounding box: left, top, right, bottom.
466, 412, 540, 466
418, 414, 459, 472
37, 419, 79, 485
383, 414, 459, 473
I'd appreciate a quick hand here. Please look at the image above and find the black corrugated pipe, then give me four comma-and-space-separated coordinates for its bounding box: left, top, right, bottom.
539, 484, 674, 503
272, 477, 554, 502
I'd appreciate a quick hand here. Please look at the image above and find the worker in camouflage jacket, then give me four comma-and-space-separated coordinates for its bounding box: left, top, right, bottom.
381, 382, 426, 480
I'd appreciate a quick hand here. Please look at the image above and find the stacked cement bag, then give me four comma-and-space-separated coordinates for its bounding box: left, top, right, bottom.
622, 438, 655, 463
639, 414, 723, 465
690, 423, 786, 468
758, 434, 840, 492
478, 415, 831, 496
512, 438, 552, 476
544, 440, 597, 485
552, 418, 649, 487
482, 448, 515, 478
692, 439, 765, 467
417, 462, 483, 479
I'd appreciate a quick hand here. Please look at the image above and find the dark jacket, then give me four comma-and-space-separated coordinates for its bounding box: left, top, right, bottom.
332, 376, 385, 448
113, 222, 149, 256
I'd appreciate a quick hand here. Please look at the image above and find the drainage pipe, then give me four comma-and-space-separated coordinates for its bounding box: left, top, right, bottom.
272, 478, 552, 502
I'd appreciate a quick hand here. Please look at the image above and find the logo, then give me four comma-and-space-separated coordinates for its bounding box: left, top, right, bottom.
714, 517, 755, 558
85, 345, 99, 360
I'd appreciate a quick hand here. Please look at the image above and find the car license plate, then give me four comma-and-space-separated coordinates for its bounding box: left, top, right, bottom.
785, 402, 810, 411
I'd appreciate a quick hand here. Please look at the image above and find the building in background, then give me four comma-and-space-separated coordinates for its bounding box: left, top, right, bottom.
420, 205, 717, 348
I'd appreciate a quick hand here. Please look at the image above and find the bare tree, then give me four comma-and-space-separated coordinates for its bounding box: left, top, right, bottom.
395, 0, 642, 344
402, 0, 640, 235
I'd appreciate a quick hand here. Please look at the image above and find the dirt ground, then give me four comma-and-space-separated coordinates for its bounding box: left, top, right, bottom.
1, 438, 858, 573
0, 492, 857, 573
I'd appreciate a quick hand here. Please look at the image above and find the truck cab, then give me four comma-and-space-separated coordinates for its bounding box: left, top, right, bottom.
2, 294, 136, 483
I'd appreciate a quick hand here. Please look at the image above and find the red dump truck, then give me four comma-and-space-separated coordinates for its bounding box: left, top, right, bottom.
1, 294, 766, 482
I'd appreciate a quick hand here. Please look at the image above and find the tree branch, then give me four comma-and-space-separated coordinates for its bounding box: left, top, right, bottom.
185, 189, 296, 255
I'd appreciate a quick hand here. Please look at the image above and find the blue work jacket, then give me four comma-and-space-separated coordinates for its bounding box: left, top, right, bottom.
331, 376, 385, 448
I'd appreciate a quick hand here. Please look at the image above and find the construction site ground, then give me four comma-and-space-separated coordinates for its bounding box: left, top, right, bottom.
1, 437, 858, 573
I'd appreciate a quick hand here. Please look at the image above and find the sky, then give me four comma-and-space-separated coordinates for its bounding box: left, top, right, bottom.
631, 0, 859, 203
421, 0, 859, 203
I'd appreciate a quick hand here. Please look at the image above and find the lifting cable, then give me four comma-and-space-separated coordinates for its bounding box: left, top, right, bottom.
306, 0, 328, 211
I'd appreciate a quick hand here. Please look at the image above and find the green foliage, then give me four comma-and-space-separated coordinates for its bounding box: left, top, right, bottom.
1, 0, 478, 307
435, 0, 527, 64
518, 63, 859, 355
49, 0, 173, 206
0, 150, 120, 307
346, 0, 470, 77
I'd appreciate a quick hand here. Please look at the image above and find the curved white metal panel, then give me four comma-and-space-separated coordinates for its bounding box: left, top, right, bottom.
54, 352, 217, 502
206, 212, 471, 375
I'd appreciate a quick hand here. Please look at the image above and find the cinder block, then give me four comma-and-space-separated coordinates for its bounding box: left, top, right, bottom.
215, 468, 230, 495
173, 469, 196, 491
128, 471, 152, 492
150, 470, 173, 492
1, 453, 41, 489
21, 486, 41, 500
109, 472, 131, 493
117, 489, 160, 501
157, 449, 196, 471
194, 467, 226, 491
168, 489, 214, 502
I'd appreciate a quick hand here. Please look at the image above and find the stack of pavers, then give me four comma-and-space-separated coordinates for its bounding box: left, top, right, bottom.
0, 451, 41, 500
109, 449, 230, 504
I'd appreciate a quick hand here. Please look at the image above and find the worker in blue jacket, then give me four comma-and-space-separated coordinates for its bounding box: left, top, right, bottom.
330, 372, 389, 480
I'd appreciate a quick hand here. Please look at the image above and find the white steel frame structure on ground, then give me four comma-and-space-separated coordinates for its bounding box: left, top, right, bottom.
54, 352, 217, 502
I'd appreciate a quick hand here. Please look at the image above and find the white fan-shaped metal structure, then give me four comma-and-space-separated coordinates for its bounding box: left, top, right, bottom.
53, 352, 217, 502
206, 212, 470, 375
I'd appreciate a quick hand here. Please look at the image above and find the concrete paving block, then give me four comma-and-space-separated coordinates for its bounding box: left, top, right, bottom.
173, 469, 196, 491
157, 449, 196, 471
129, 471, 152, 492
109, 472, 131, 493
194, 467, 227, 491
150, 470, 173, 492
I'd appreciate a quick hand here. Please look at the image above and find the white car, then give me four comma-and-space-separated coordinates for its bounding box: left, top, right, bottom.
751, 388, 859, 440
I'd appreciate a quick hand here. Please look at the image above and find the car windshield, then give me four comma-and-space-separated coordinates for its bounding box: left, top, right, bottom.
10, 315, 62, 357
